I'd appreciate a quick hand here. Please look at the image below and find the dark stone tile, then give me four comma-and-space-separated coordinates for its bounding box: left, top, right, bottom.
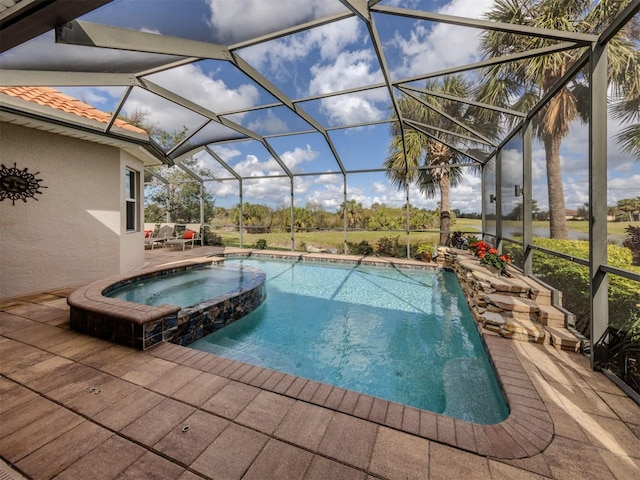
93, 387, 164, 431
352, 395, 374, 419
454, 419, 477, 453
419, 410, 438, 438
337, 389, 359, 415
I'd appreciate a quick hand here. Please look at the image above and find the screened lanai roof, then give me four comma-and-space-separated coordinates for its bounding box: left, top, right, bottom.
3, 0, 633, 187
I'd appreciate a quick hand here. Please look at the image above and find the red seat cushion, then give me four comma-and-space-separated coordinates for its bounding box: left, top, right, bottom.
183, 230, 195, 239
144, 230, 153, 238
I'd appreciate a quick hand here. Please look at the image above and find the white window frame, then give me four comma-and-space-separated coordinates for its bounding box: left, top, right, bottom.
125, 168, 138, 232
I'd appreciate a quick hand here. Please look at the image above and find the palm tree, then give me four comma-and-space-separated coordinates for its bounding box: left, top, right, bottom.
385, 75, 481, 246
613, 94, 640, 159
617, 196, 640, 221
477, 0, 640, 239
339, 199, 365, 229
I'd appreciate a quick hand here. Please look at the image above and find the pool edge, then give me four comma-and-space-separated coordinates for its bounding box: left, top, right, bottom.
147, 326, 553, 460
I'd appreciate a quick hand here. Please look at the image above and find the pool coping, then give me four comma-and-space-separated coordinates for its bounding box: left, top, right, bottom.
147, 251, 554, 460
147, 325, 552, 460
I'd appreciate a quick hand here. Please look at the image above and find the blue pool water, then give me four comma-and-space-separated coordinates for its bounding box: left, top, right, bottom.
106, 264, 262, 308
191, 259, 508, 424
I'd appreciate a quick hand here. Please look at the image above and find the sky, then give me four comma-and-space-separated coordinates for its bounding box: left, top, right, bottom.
2, 0, 637, 213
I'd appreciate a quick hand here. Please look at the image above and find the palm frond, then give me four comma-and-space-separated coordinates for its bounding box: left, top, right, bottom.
615, 123, 640, 159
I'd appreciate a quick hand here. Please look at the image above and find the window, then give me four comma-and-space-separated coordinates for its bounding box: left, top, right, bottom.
125, 168, 138, 232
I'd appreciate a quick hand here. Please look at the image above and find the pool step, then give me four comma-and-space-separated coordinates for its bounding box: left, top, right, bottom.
481, 311, 546, 344
537, 304, 567, 327
481, 293, 579, 347
484, 293, 539, 314
545, 325, 582, 352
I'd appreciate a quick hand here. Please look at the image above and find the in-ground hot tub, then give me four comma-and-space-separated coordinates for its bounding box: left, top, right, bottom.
68, 258, 266, 350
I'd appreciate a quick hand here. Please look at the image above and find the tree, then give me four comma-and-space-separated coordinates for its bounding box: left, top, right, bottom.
338, 200, 365, 229
505, 198, 540, 221
576, 202, 589, 221
143, 125, 215, 225
477, 0, 640, 239
145, 155, 216, 224
613, 94, 640, 159
232, 202, 273, 233
305, 201, 335, 230
385, 75, 479, 245
120, 110, 216, 225
616, 196, 640, 221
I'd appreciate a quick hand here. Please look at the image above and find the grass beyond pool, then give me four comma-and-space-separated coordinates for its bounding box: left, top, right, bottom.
191, 258, 508, 424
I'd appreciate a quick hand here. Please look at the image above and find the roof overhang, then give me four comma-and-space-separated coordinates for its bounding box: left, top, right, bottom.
0, 93, 166, 166
0, 0, 113, 53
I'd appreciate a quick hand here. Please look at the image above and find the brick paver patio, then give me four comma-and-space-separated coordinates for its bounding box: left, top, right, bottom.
1, 246, 639, 479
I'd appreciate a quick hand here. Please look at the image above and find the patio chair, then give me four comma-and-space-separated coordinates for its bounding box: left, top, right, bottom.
165, 223, 201, 250
143, 222, 157, 239
144, 223, 175, 250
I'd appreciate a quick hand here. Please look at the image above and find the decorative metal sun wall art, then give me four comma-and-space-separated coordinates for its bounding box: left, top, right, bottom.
0, 163, 47, 205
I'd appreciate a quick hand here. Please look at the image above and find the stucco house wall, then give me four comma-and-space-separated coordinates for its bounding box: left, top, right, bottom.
0, 122, 145, 299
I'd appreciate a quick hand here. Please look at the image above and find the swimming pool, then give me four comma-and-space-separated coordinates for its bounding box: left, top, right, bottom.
190, 258, 508, 424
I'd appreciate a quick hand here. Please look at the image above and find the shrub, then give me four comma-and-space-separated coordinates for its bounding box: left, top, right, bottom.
623, 225, 640, 266
204, 231, 223, 246
504, 238, 640, 335
254, 238, 267, 250
606, 312, 640, 395
376, 236, 406, 258
347, 240, 374, 256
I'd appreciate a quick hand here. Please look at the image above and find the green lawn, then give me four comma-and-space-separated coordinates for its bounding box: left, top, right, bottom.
218, 230, 443, 250
217, 218, 483, 250
216, 218, 637, 249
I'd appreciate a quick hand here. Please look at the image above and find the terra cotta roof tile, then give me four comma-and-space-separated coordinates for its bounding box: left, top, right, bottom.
0, 86, 147, 135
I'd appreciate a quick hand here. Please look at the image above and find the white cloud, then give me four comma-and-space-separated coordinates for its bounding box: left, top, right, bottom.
247, 110, 289, 135
205, 0, 347, 44
238, 15, 363, 85
309, 50, 387, 125
391, 0, 494, 79
211, 145, 242, 162
309, 50, 382, 94
149, 63, 260, 114
372, 182, 387, 194
306, 183, 344, 210
243, 177, 291, 204
279, 145, 320, 172
119, 63, 261, 136
314, 173, 342, 185
207, 145, 322, 204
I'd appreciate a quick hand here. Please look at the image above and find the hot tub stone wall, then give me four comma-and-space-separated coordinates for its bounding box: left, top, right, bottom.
69, 258, 266, 350
169, 281, 266, 347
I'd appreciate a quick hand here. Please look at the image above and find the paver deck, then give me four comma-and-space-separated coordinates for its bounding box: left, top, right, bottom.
1, 246, 639, 479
